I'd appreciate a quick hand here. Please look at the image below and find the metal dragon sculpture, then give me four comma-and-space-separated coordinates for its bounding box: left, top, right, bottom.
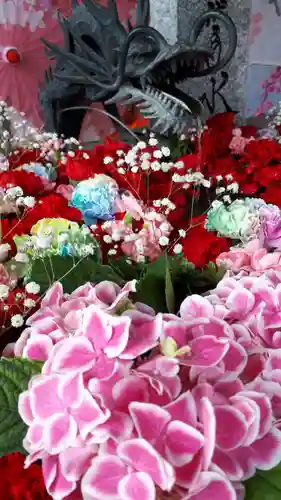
40, 0, 237, 138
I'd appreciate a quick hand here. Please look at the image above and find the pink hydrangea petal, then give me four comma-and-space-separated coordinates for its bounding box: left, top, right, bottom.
2, 342, 15, 357
60, 446, 95, 481
89, 353, 116, 380
190, 336, 229, 368
113, 376, 148, 412
231, 396, 260, 446
225, 288, 255, 317
212, 449, 243, 481
71, 391, 110, 439
18, 391, 33, 425
265, 350, 281, 371
118, 472, 156, 500
42, 455, 57, 492
214, 380, 244, 399
165, 421, 204, 467
14, 329, 33, 356
58, 373, 84, 409
180, 295, 214, 320
250, 428, 281, 470
94, 411, 134, 443
220, 341, 247, 380
23, 335, 53, 361
43, 413, 78, 454
41, 282, 64, 308
120, 314, 162, 359
118, 438, 175, 491
81, 455, 127, 499
129, 402, 171, 442
93, 281, 120, 306
214, 406, 248, 450
51, 337, 95, 373
174, 453, 202, 489
156, 357, 179, 378
26, 422, 44, 450
30, 376, 64, 420
104, 316, 130, 358
82, 307, 112, 353
165, 392, 197, 427
43, 455, 76, 499
106, 280, 137, 312
162, 320, 189, 347
187, 471, 236, 500
239, 391, 272, 438
200, 398, 215, 470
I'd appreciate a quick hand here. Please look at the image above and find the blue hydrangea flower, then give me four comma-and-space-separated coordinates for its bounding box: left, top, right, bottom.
21, 162, 56, 181
70, 175, 119, 226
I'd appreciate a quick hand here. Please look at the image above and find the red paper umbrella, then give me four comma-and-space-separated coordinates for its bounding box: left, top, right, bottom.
0, 1, 66, 128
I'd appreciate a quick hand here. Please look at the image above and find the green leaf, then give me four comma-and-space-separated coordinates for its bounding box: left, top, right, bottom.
27, 256, 123, 294
0, 358, 43, 457
244, 465, 281, 500
165, 255, 175, 313
135, 273, 167, 312
109, 256, 143, 281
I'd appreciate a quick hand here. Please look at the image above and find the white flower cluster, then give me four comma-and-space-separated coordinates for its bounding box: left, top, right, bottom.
103, 134, 176, 174
172, 170, 211, 188
0, 185, 36, 210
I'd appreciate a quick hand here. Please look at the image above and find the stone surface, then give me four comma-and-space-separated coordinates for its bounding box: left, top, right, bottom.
150, 0, 252, 118
149, 0, 178, 44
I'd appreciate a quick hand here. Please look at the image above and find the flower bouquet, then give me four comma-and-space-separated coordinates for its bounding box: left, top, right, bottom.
1, 103, 281, 499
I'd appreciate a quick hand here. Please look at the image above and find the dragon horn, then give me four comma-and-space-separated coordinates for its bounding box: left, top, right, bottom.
136, 0, 150, 26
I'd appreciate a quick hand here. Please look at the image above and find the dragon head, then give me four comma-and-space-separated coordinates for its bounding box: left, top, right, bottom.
41, 0, 237, 137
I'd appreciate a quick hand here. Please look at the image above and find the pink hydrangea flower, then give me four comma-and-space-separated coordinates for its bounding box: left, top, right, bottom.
217, 245, 281, 276
229, 128, 254, 155
16, 278, 281, 500
5, 280, 138, 360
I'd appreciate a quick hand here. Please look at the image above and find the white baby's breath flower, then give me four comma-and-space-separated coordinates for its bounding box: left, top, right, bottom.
151, 161, 161, 171
161, 146, 170, 157
11, 314, 24, 328
68, 151, 75, 157
107, 249, 117, 255
6, 186, 23, 199
148, 138, 158, 146
153, 150, 162, 159
178, 229, 186, 237
23, 196, 36, 208
82, 153, 90, 159
103, 235, 112, 244
24, 298, 36, 308
25, 282, 40, 294
173, 243, 183, 254
159, 236, 169, 246
103, 156, 113, 164
0, 284, 9, 299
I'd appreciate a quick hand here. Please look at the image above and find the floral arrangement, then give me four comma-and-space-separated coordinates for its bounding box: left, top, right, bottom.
2, 102, 281, 499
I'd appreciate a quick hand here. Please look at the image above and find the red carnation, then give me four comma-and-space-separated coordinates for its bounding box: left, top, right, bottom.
64, 150, 104, 181
262, 185, 281, 209
244, 139, 281, 166
0, 171, 45, 196
201, 112, 236, 163
182, 217, 230, 268
8, 149, 44, 168
0, 453, 50, 499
